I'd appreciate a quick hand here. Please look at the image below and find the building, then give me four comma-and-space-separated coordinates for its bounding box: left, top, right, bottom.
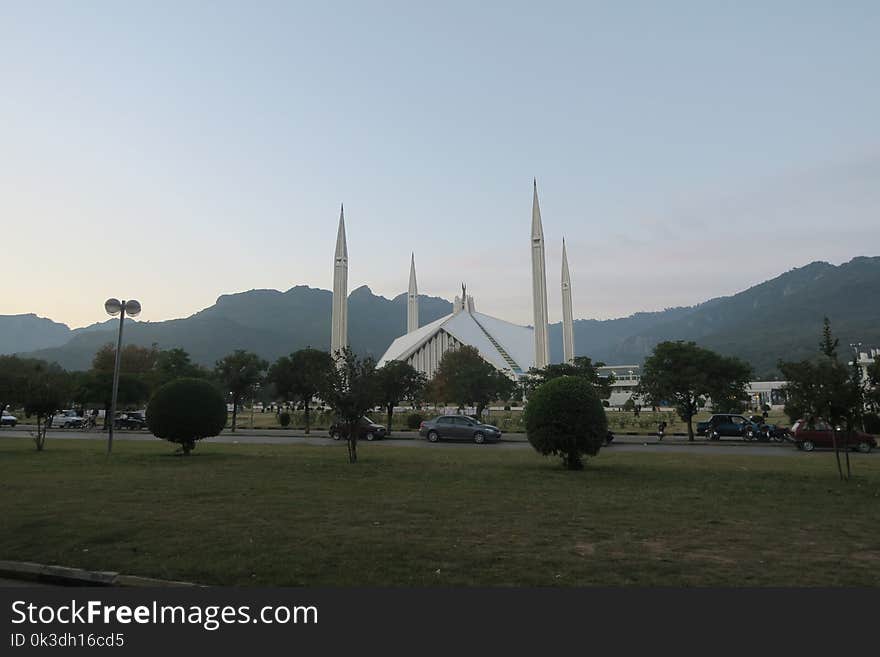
597, 365, 642, 407
377, 288, 534, 379
369, 181, 577, 381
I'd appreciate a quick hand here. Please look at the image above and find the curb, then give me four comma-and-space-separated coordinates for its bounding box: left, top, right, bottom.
0, 560, 201, 587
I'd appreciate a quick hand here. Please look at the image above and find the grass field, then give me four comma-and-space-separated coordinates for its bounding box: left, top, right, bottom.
1, 437, 878, 586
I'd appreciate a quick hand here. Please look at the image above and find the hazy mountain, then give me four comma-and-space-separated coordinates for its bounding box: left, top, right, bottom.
17, 286, 453, 371
0, 314, 71, 354
549, 256, 880, 377
7, 256, 880, 376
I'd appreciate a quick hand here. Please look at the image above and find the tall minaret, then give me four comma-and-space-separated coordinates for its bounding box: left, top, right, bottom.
407, 253, 419, 333
331, 204, 348, 356
531, 179, 550, 369
561, 238, 575, 363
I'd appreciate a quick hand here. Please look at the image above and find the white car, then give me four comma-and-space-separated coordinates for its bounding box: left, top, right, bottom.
51, 410, 85, 429
1, 411, 16, 427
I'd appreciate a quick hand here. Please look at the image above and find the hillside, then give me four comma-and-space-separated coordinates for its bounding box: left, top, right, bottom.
5, 256, 880, 376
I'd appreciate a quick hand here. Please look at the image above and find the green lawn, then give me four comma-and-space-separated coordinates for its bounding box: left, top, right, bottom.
1, 437, 878, 586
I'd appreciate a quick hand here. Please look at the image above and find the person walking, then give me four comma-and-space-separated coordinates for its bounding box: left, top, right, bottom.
657, 420, 667, 442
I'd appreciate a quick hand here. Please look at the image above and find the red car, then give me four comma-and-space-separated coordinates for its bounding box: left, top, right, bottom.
790, 420, 876, 453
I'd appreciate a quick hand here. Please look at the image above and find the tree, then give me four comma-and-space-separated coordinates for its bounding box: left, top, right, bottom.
0, 355, 44, 422
523, 376, 608, 470
146, 378, 227, 455
21, 361, 70, 451
430, 346, 515, 420
267, 348, 334, 434
638, 341, 752, 441
865, 355, 880, 414
214, 350, 268, 432
92, 342, 158, 375
318, 348, 381, 463
152, 348, 206, 389
521, 356, 613, 399
375, 360, 427, 436
73, 370, 151, 428
779, 319, 864, 480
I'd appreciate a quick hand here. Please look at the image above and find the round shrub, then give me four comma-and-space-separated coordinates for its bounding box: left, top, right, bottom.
279, 411, 291, 428
523, 376, 608, 470
146, 378, 227, 454
406, 413, 425, 430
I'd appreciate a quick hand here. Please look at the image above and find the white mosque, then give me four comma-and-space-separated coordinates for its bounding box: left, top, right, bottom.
329, 181, 576, 381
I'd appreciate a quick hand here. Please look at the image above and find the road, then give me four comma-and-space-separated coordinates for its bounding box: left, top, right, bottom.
2, 427, 873, 457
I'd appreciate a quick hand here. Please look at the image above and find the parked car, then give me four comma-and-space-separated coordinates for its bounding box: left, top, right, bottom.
698, 414, 767, 440
790, 420, 875, 453
1, 411, 17, 427
419, 415, 502, 444
329, 417, 387, 441
50, 409, 85, 429
114, 411, 148, 430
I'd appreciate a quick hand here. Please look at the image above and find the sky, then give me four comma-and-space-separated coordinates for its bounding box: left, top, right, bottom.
1, 1, 878, 329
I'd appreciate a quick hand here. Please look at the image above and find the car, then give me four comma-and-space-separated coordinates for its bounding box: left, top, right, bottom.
1, 411, 17, 427
698, 414, 767, 440
790, 419, 876, 453
418, 415, 502, 444
114, 411, 148, 430
329, 417, 387, 441
50, 409, 85, 429
748, 415, 789, 441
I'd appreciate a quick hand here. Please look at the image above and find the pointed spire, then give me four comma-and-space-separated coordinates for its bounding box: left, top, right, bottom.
407, 253, 419, 333
331, 203, 349, 356
561, 237, 575, 363
335, 203, 347, 259
409, 252, 418, 294
562, 238, 571, 286
531, 178, 544, 240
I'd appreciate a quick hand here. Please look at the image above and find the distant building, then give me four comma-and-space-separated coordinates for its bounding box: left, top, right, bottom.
746, 381, 788, 409
598, 365, 642, 407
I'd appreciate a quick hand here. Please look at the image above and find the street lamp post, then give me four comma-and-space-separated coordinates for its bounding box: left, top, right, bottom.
104, 298, 141, 455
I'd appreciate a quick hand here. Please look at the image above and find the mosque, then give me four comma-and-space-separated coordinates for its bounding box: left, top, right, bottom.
329, 181, 576, 381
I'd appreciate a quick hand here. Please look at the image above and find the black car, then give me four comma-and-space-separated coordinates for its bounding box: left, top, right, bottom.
697, 414, 766, 440
115, 412, 148, 430
329, 417, 387, 441
418, 415, 502, 444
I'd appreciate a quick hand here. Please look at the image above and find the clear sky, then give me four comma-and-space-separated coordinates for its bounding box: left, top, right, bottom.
2, 1, 878, 328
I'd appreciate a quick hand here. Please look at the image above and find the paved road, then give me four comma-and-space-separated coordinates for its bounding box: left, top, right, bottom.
2, 427, 873, 457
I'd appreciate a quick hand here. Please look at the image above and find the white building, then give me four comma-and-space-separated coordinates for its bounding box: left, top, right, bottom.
374, 181, 574, 381
377, 289, 534, 380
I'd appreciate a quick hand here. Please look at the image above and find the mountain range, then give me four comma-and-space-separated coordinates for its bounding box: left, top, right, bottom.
3, 256, 879, 378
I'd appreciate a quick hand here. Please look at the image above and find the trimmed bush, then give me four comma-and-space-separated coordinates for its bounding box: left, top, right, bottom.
279, 412, 291, 428
406, 413, 425, 430
524, 376, 608, 470
146, 378, 227, 455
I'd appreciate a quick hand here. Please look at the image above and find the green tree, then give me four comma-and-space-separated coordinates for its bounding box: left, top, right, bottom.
21, 361, 71, 451
523, 376, 608, 470
318, 347, 381, 463
638, 341, 752, 441
73, 370, 151, 428
375, 360, 427, 435
214, 350, 268, 432
267, 348, 334, 434
779, 319, 864, 480
0, 355, 44, 421
152, 348, 206, 389
92, 342, 159, 375
146, 378, 227, 455
430, 346, 515, 420
521, 356, 613, 399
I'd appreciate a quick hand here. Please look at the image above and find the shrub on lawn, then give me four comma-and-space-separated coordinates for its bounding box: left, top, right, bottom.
406, 413, 424, 429
146, 378, 227, 455
279, 412, 291, 428
524, 376, 608, 470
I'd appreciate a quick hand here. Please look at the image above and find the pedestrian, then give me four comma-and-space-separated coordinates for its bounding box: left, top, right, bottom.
657, 420, 667, 442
